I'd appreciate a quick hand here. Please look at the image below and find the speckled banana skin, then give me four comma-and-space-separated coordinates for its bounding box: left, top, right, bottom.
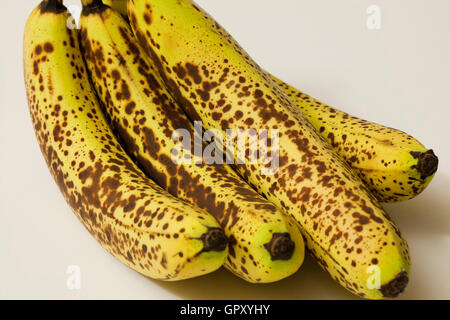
271, 75, 438, 203
23, 0, 228, 281
79, 0, 305, 283
128, 0, 411, 298
103, 0, 127, 18
96, 0, 438, 204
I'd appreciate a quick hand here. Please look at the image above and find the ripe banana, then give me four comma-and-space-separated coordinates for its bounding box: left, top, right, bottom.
79, 0, 305, 283
98, 0, 439, 204
129, 0, 411, 298
271, 75, 438, 203
24, 0, 228, 281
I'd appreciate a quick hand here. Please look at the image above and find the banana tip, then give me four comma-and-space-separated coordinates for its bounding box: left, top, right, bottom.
380, 270, 409, 298
202, 228, 228, 252
417, 149, 438, 178
264, 233, 295, 261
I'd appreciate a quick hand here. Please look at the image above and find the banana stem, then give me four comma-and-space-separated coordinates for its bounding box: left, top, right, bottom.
81, 0, 108, 15
81, 0, 97, 6
39, 0, 65, 13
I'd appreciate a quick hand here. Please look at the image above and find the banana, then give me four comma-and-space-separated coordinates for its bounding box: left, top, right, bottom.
128, 0, 411, 298
271, 75, 438, 203
24, 0, 228, 281
98, 0, 439, 204
79, 0, 305, 283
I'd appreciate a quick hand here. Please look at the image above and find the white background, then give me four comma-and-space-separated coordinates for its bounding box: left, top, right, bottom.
1, 0, 449, 299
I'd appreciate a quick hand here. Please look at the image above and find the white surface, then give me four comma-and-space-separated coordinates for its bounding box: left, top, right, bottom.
1, 0, 449, 299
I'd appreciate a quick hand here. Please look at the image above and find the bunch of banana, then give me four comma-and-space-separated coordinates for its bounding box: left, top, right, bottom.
128, 0, 412, 299
23, 0, 229, 281
271, 75, 438, 203
24, 0, 440, 300
102, 0, 438, 205
78, 0, 305, 283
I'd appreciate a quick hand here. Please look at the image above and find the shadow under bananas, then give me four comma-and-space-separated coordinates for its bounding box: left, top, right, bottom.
154, 253, 359, 300
382, 173, 450, 299
383, 173, 450, 238
147, 174, 449, 299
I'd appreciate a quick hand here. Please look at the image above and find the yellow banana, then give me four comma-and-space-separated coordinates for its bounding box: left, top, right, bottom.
24, 0, 228, 281
99, 0, 438, 205
129, 0, 411, 298
79, 0, 305, 283
271, 75, 438, 203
